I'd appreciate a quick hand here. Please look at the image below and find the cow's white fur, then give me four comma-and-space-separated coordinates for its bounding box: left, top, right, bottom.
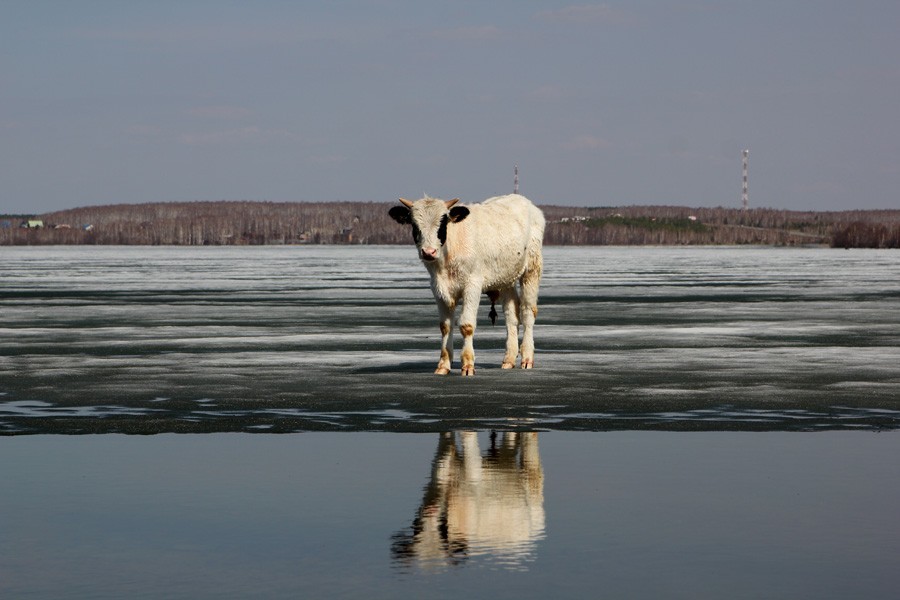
390, 193, 545, 376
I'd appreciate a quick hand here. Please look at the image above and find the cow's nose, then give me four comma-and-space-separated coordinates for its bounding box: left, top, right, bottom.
421, 247, 438, 261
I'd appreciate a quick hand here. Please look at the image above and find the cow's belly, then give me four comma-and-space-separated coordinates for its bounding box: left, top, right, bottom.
431, 241, 531, 302
431, 265, 522, 303
480, 267, 525, 292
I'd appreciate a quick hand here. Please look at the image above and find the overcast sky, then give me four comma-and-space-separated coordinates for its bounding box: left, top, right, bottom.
2, 1, 898, 213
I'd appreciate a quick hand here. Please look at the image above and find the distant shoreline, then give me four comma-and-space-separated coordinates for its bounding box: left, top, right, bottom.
3, 201, 899, 248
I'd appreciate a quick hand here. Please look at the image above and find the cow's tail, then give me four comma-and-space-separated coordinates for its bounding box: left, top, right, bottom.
520, 207, 545, 317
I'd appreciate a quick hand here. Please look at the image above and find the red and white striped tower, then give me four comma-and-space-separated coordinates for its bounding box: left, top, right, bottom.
741, 150, 749, 210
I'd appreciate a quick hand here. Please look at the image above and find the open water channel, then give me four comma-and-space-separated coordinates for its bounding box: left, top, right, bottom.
1, 246, 899, 598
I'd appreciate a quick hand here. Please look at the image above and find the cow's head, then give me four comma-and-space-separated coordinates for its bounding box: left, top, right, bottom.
389, 196, 470, 262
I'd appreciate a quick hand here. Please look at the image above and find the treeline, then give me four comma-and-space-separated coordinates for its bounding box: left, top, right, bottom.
2, 201, 899, 247
542, 205, 836, 246
830, 221, 900, 248
3, 202, 399, 246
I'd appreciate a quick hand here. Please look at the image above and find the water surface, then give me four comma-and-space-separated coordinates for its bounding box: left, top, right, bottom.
2, 431, 899, 599
2, 246, 899, 598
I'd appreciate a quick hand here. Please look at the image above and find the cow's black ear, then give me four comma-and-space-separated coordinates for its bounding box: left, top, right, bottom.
448, 206, 470, 223
389, 206, 411, 224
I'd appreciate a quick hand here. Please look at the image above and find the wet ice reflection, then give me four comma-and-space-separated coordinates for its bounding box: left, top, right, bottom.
2, 246, 899, 433
392, 431, 545, 571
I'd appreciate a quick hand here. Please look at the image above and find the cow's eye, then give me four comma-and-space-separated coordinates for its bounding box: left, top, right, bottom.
411, 224, 422, 245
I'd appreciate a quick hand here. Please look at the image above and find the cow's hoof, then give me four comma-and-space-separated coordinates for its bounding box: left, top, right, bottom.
521, 359, 534, 369
461, 365, 475, 376
501, 362, 515, 369
435, 367, 451, 375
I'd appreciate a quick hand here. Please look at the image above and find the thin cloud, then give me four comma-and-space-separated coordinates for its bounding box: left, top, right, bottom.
793, 181, 845, 196
76, 25, 235, 44
535, 4, 634, 25
528, 85, 568, 101
564, 134, 613, 151
429, 25, 504, 41
125, 125, 162, 137
309, 154, 346, 165
178, 127, 296, 146
74, 23, 371, 47
187, 106, 254, 119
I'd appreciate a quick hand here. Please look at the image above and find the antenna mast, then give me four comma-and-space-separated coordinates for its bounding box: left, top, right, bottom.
514, 164, 519, 195
741, 149, 749, 210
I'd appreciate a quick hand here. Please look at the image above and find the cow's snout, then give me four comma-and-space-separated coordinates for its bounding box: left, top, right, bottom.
420, 247, 438, 261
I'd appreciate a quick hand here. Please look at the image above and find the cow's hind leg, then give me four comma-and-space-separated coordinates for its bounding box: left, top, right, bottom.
519, 253, 542, 369
435, 303, 454, 375
501, 288, 520, 369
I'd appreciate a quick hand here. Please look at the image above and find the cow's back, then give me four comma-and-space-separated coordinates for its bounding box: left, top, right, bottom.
480, 194, 545, 248
446, 194, 543, 288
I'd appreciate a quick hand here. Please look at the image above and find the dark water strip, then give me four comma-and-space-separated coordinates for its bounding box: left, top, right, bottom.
2, 397, 898, 435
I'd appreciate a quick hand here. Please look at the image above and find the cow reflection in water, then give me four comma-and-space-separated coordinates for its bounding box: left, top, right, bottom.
392, 431, 545, 569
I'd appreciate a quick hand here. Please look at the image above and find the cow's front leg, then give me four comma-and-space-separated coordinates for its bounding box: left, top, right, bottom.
435, 302, 454, 375
458, 284, 482, 376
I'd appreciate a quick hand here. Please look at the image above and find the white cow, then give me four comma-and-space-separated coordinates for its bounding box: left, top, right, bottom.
389, 194, 545, 376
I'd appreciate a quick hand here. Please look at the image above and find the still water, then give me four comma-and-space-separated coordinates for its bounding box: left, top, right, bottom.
3, 431, 899, 599
1, 246, 899, 598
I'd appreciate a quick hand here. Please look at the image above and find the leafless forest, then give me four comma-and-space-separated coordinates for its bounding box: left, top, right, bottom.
2, 201, 899, 247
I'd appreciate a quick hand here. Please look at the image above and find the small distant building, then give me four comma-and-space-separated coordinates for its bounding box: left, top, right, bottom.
21, 220, 44, 229
82, 224, 94, 231
688, 216, 698, 222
